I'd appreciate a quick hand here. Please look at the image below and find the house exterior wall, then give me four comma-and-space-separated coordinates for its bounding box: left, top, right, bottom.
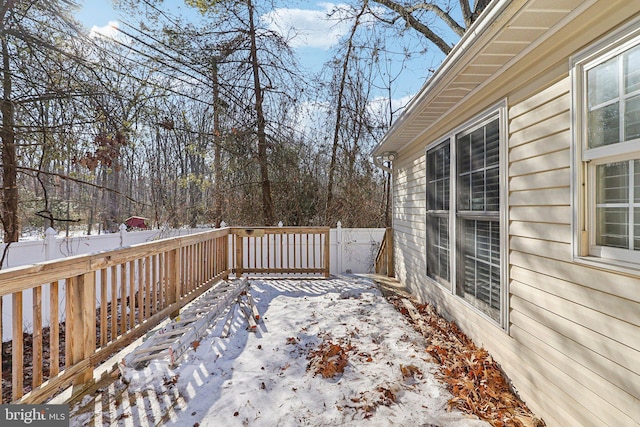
390, 3, 640, 426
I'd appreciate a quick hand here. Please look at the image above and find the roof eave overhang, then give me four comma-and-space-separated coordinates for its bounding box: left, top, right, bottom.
371, 0, 596, 159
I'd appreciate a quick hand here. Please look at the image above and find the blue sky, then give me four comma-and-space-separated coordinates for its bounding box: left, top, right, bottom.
74, 1, 449, 112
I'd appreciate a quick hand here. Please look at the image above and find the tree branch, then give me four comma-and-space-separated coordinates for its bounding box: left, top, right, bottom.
371, 0, 454, 55
13, 165, 141, 204
408, 3, 465, 37
459, 0, 473, 28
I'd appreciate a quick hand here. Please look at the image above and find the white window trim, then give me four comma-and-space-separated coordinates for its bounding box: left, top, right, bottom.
571, 16, 640, 276
426, 140, 452, 288
424, 101, 509, 330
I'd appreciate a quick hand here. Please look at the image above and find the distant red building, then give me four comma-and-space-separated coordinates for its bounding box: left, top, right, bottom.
125, 216, 149, 230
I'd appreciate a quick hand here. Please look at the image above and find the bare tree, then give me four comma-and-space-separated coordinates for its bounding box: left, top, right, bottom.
0, 0, 87, 241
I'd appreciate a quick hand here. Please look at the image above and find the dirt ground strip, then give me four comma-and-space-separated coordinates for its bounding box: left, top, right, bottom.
375, 277, 545, 427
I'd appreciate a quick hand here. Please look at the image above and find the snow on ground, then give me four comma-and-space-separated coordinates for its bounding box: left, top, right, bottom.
71, 276, 490, 427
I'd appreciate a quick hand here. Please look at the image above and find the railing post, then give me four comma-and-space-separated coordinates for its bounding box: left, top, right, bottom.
235, 232, 244, 277
119, 223, 127, 247
336, 221, 342, 274
323, 228, 330, 278
44, 227, 56, 261
386, 227, 394, 277
221, 234, 230, 280
67, 272, 96, 387
168, 248, 181, 318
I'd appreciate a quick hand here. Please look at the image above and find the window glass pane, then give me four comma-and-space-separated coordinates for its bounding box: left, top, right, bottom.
427, 215, 449, 284
486, 167, 500, 211
471, 128, 485, 170
485, 120, 500, 167
588, 103, 620, 147
635, 208, 640, 251
635, 160, 640, 203
471, 171, 485, 211
427, 181, 435, 210
456, 118, 499, 212
476, 221, 491, 261
460, 219, 500, 321
588, 56, 618, 107
596, 207, 628, 248
624, 44, 640, 94
625, 95, 640, 140
436, 181, 444, 210
597, 162, 629, 203
427, 143, 450, 211
458, 174, 470, 211
458, 133, 471, 174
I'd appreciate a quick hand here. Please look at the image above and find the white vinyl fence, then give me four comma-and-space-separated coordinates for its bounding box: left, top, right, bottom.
1, 225, 204, 269
1, 223, 385, 341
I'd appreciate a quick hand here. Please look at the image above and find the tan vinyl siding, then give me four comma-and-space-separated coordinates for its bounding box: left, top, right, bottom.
385, 3, 640, 425
507, 74, 640, 426
392, 152, 427, 294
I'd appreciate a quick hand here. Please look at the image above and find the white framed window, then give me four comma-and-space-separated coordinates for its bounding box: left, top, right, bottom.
425, 105, 507, 327
573, 20, 640, 271
426, 141, 451, 287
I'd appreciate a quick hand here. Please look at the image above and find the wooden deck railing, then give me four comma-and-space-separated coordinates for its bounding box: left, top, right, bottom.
374, 227, 394, 277
232, 227, 330, 277
0, 226, 329, 404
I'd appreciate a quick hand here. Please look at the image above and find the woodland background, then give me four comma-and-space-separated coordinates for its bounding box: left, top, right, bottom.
0, 0, 489, 242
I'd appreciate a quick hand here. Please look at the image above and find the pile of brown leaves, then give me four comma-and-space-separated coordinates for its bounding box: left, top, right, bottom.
386, 294, 544, 427
345, 384, 400, 418
306, 339, 352, 379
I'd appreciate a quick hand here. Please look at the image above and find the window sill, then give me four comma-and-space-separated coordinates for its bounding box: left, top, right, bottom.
574, 255, 640, 278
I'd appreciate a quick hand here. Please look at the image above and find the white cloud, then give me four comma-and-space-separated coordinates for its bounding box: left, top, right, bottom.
368, 93, 415, 123
261, 3, 353, 50
89, 21, 122, 40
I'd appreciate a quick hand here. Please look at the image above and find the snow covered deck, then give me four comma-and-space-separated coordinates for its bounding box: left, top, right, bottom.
69, 276, 489, 426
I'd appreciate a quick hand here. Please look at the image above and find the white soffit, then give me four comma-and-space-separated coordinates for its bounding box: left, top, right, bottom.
373, 0, 593, 156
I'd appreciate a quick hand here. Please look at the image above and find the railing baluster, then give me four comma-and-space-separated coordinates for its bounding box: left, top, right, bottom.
235, 234, 244, 277
286, 233, 290, 270
200, 242, 204, 283
129, 261, 135, 328
266, 234, 270, 270
306, 234, 309, 270
33, 286, 43, 388
120, 263, 127, 336
182, 246, 187, 295
253, 236, 257, 270
161, 251, 167, 309
64, 281, 71, 369
151, 254, 157, 314
145, 256, 151, 319
50, 281, 59, 377
110, 266, 117, 340
138, 258, 144, 325
12, 292, 24, 400
279, 233, 283, 271
100, 269, 108, 346
313, 233, 317, 269
187, 245, 190, 291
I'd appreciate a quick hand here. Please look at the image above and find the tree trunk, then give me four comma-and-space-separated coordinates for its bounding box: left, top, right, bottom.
1, 37, 18, 243
212, 58, 223, 228
326, 3, 368, 225
247, 0, 275, 226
